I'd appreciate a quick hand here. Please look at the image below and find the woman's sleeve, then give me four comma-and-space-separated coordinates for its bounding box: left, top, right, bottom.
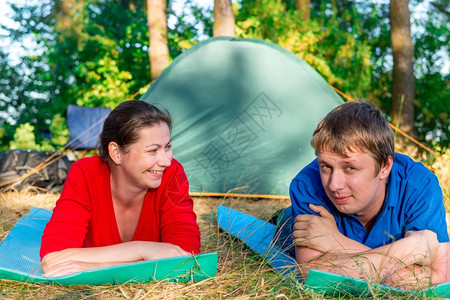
40, 162, 93, 259
159, 161, 201, 254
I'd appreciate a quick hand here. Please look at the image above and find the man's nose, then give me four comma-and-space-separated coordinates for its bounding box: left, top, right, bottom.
328, 171, 345, 191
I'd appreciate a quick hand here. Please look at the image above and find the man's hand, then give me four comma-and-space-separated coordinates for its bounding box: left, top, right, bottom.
430, 242, 450, 285
380, 231, 445, 288
403, 230, 440, 266
293, 204, 344, 253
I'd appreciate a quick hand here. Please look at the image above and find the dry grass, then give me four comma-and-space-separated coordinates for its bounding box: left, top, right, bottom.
429, 150, 450, 210
0, 189, 446, 299
1, 190, 309, 299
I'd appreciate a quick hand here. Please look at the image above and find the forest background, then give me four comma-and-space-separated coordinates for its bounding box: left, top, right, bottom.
0, 2, 449, 298
0, 0, 448, 163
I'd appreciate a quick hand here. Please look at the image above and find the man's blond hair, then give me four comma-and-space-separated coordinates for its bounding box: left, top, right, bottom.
311, 102, 394, 173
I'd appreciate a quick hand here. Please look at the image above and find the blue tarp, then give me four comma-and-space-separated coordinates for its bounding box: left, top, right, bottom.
66, 105, 110, 150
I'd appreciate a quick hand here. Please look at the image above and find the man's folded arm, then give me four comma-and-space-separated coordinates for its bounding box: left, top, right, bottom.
295, 230, 443, 288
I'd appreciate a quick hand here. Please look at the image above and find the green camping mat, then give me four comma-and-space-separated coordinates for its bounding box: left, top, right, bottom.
0, 207, 217, 285
217, 205, 450, 297
306, 269, 450, 298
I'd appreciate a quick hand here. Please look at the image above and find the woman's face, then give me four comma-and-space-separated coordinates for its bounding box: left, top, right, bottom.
118, 122, 173, 190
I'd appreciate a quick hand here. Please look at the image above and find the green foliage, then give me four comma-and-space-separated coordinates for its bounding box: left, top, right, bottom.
40, 139, 56, 152
0, 123, 14, 151
0, 0, 448, 152
0, 127, 5, 151
49, 113, 69, 147
9, 123, 40, 151
413, 10, 450, 150
235, 0, 373, 96
41, 1, 142, 110
167, 0, 213, 56
235, 0, 449, 151
0, 0, 208, 151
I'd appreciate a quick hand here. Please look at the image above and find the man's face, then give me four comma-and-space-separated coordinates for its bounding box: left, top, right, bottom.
317, 148, 392, 223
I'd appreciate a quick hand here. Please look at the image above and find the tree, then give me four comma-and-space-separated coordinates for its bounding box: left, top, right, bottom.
0, 0, 210, 149
1, 0, 448, 152
390, 0, 416, 143
411, 0, 449, 151
9, 123, 40, 151
295, 0, 310, 20
430, 0, 450, 20
235, 0, 373, 96
213, 0, 235, 36
147, 0, 170, 80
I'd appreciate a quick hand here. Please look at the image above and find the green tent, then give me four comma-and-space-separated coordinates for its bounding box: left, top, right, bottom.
140, 37, 343, 196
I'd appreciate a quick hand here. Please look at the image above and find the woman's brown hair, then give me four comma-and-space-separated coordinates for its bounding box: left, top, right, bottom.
99, 100, 172, 166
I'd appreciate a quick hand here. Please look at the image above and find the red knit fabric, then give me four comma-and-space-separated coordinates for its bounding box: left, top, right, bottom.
40, 156, 200, 259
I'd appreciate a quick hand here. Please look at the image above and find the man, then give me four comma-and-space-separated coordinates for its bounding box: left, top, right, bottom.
290, 101, 449, 288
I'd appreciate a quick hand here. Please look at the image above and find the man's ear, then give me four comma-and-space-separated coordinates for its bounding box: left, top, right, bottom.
108, 142, 122, 165
379, 155, 393, 180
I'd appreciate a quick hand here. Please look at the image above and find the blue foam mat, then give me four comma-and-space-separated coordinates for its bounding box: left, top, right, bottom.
0, 207, 217, 285
216, 205, 450, 297
0, 207, 51, 275
216, 205, 297, 275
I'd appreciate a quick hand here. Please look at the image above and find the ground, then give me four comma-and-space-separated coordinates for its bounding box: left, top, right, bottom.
0, 190, 448, 299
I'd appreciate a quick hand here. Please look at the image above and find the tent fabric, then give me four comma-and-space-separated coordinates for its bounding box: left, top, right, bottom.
140, 37, 344, 196
216, 205, 450, 297
66, 105, 110, 150
0, 150, 72, 191
0, 207, 217, 285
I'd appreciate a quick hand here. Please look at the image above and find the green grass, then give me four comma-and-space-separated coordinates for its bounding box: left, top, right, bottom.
0, 190, 447, 299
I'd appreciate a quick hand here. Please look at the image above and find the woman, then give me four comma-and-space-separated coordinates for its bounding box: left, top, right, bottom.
40, 100, 201, 277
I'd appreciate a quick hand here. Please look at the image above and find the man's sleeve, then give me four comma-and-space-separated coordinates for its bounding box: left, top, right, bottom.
289, 159, 332, 225
402, 167, 449, 242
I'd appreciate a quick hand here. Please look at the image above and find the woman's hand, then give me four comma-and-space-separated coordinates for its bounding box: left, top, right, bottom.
42, 260, 119, 277
41, 241, 192, 277
139, 242, 190, 261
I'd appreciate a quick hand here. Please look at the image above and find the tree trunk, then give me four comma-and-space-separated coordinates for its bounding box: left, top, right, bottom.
147, 0, 169, 80
296, 0, 310, 20
121, 0, 136, 11
213, 0, 235, 37
57, 0, 77, 32
390, 0, 416, 144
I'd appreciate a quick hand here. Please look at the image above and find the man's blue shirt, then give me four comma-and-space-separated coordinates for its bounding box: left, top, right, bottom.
290, 153, 449, 248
